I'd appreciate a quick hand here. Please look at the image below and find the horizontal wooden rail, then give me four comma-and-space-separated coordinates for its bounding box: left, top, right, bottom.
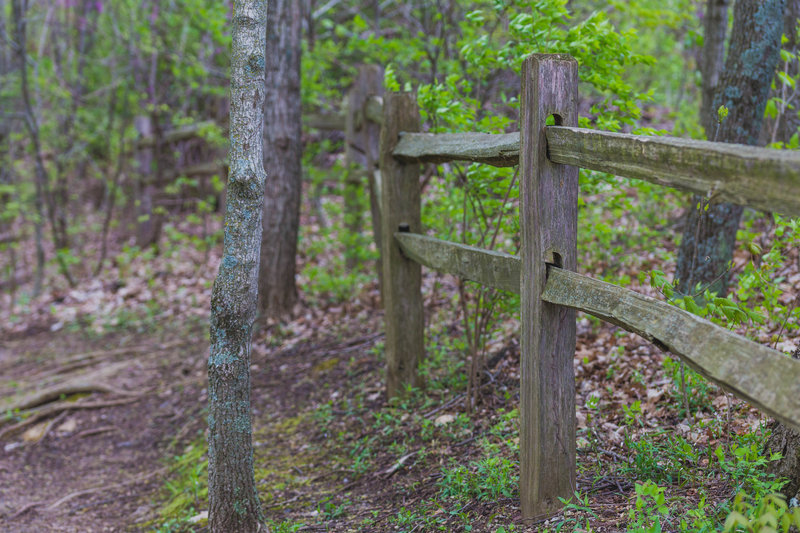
542, 266, 800, 434
393, 232, 519, 293
393, 132, 519, 167
392, 232, 800, 432
546, 127, 800, 218
305, 112, 346, 130
136, 120, 221, 148
386, 125, 800, 217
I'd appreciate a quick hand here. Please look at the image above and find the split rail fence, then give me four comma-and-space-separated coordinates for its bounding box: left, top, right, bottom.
311, 54, 800, 519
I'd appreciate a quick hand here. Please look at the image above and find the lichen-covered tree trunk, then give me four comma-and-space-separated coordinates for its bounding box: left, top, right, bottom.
259, 0, 302, 320
675, 0, 784, 297
207, 0, 268, 531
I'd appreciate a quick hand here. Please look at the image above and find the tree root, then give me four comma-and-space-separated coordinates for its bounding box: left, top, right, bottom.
30, 411, 70, 445
10, 466, 168, 519
35, 340, 188, 379
0, 396, 140, 440
75, 425, 118, 439
0, 382, 135, 426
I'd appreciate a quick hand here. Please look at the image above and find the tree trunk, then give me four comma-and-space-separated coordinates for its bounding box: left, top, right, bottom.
765, 0, 800, 144
207, 0, 268, 530
766, 347, 800, 502
675, 0, 784, 297
781, 1, 800, 139
767, 417, 800, 502
699, 0, 729, 137
259, 0, 303, 320
12, 0, 48, 295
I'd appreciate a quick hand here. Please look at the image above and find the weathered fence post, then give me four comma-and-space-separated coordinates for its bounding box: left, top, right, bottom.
519, 54, 579, 518
344, 65, 383, 270
379, 92, 423, 398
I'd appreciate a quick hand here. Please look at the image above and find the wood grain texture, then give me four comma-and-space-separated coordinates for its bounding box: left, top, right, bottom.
393, 233, 520, 293
393, 132, 519, 167
546, 126, 800, 217
542, 267, 800, 434
387, 230, 800, 432
382, 123, 800, 217
379, 93, 423, 399
519, 54, 579, 519
382, 233, 800, 434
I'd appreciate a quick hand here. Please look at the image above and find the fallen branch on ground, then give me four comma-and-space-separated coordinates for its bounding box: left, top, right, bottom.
382, 450, 419, 478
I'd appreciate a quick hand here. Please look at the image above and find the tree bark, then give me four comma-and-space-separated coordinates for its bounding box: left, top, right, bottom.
12, 0, 48, 295
259, 0, 303, 320
700, 0, 729, 137
783, 1, 800, 137
675, 0, 784, 297
769, 0, 800, 144
207, 0, 268, 530
767, 413, 800, 502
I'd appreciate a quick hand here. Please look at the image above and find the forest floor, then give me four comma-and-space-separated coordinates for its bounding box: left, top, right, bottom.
0, 280, 780, 533
0, 189, 798, 532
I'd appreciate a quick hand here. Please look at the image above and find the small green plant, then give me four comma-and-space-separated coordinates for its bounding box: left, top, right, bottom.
622, 400, 644, 426
553, 491, 597, 532
146, 435, 209, 532
390, 503, 448, 531
662, 356, 714, 417
713, 437, 786, 496
628, 481, 671, 532
348, 435, 375, 476
723, 492, 800, 532
437, 455, 518, 503
267, 519, 306, 533
622, 432, 700, 486
317, 497, 349, 520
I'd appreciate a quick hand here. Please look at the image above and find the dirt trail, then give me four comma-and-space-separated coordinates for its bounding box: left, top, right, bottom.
2, 309, 541, 532
0, 328, 208, 532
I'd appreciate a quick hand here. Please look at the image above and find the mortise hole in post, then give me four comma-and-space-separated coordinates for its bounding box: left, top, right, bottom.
545, 252, 563, 277
545, 115, 563, 161
546, 114, 564, 126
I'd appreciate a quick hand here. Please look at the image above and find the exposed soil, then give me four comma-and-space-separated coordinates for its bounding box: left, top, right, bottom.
0, 327, 208, 532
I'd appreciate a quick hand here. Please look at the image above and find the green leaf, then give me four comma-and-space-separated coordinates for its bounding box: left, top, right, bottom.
777, 70, 796, 89
723, 511, 750, 531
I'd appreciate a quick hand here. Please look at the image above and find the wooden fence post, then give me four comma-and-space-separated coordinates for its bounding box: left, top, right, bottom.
519, 54, 579, 518
344, 65, 383, 270
379, 92, 423, 398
